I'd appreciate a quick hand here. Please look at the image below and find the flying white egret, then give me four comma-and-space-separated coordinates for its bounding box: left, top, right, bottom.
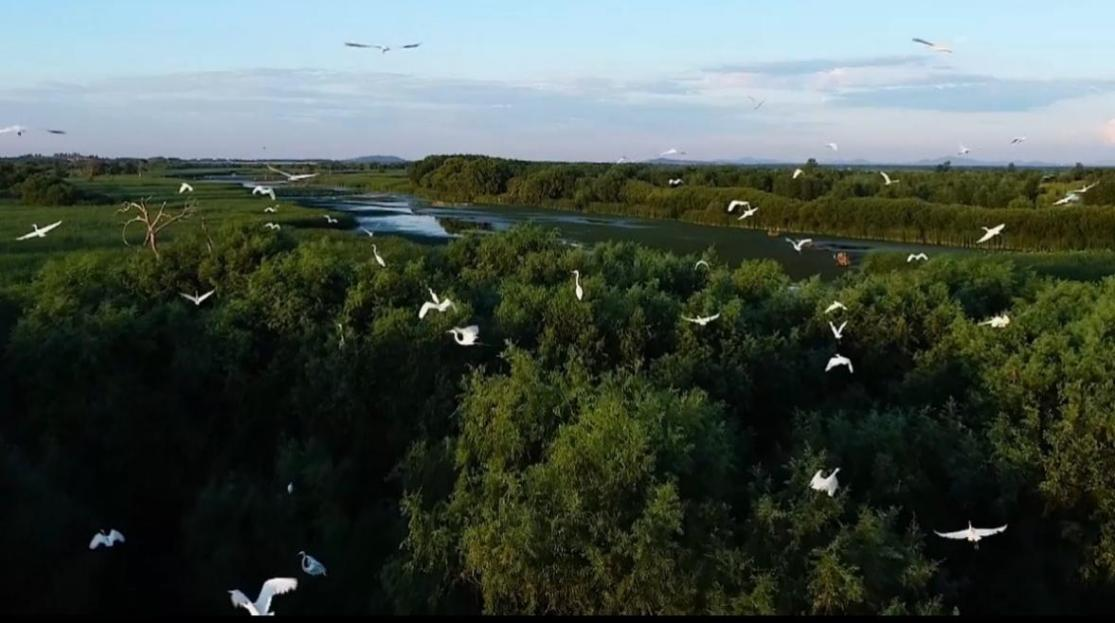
825, 142, 839, 151
1052, 193, 1081, 207
727, 200, 750, 213
747, 95, 766, 110
793, 168, 804, 179
16, 221, 62, 240
976, 223, 1005, 244
912, 37, 953, 53
829, 321, 847, 340
694, 259, 711, 270
668, 178, 684, 187
737, 206, 759, 220
786, 238, 813, 253
345, 41, 421, 53
826, 354, 854, 373
371, 244, 386, 267
934, 522, 1007, 549
1073, 181, 1100, 194
1009, 137, 1027, 145
267, 164, 318, 182
448, 325, 481, 346
298, 551, 327, 577
179, 182, 194, 194
1, 125, 66, 136
572, 270, 584, 301
979, 313, 1010, 329
824, 301, 847, 315
229, 578, 298, 616
264, 206, 277, 213
958, 144, 971, 156
180, 289, 215, 307
880, 171, 900, 186
419, 288, 456, 319
810, 468, 840, 497
264, 222, 281, 230
682, 313, 721, 326
907, 253, 929, 262
659, 148, 686, 158
361, 227, 375, 237
89, 529, 125, 550
323, 215, 339, 225
252, 186, 276, 201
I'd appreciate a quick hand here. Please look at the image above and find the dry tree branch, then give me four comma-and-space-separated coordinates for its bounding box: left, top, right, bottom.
118, 196, 196, 259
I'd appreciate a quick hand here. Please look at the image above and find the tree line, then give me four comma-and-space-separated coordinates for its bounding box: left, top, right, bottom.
401, 155, 1115, 251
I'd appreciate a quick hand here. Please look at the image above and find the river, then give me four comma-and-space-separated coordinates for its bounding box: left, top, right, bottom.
299, 192, 969, 280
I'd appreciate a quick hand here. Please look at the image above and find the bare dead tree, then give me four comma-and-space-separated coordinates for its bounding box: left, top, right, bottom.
118, 197, 196, 259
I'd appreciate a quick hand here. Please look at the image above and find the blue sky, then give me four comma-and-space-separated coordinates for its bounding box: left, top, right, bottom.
3, 0, 1115, 162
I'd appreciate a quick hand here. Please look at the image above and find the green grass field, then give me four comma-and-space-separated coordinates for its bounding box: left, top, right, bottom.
0, 174, 361, 283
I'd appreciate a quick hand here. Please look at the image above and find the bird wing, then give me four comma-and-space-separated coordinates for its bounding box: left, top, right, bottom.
257, 578, 298, 614
16, 229, 39, 241
197, 290, 215, 304
418, 301, 436, 319
179, 292, 198, 304
933, 529, 970, 540
229, 590, 258, 615
108, 529, 125, 545
972, 524, 1007, 537
401, 43, 422, 48
89, 533, 107, 549
345, 42, 371, 48
40, 221, 62, 234
267, 164, 294, 179
801, 239, 813, 246
912, 38, 936, 47
881, 172, 891, 184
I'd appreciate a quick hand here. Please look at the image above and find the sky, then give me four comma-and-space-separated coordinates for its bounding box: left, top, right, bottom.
2, 0, 1115, 163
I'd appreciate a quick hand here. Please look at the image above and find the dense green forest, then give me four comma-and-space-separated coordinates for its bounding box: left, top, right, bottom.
397, 155, 1115, 251
3, 209, 1115, 613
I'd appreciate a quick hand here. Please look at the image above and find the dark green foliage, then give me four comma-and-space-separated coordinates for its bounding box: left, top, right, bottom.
3, 222, 1115, 614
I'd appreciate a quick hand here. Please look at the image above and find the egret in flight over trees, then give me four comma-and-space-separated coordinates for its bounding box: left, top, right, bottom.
180, 289, 215, 307
419, 288, 456, 319
16, 221, 62, 240
829, 321, 847, 340
682, 313, 721, 326
907, 253, 929, 262
264, 206, 277, 213
252, 186, 276, 201
727, 200, 750, 213
934, 522, 1007, 549
1073, 181, 1100, 194
737, 206, 759, 220
793, 168, 804, 179
880, 171, 900, 186
810, 468, 840, 496
826, 354, 854, 373
228, 578, 298, 616
323, 215, 338, 224
977, 223, 1005, 244
264, 222, 281, 230
448, 325, 481, 346
89, 529, 125, 550
694, 259, 710, 270
825, 301, 847, 315
668, 178, 684, 187
179, 182, 194, 194
979, 313, 1010, 328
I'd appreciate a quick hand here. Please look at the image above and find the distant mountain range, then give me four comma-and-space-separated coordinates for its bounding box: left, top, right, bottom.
346, 155, 409, 164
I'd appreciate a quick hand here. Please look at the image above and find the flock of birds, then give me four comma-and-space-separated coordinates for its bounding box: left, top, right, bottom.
7, 35, 1037, 613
